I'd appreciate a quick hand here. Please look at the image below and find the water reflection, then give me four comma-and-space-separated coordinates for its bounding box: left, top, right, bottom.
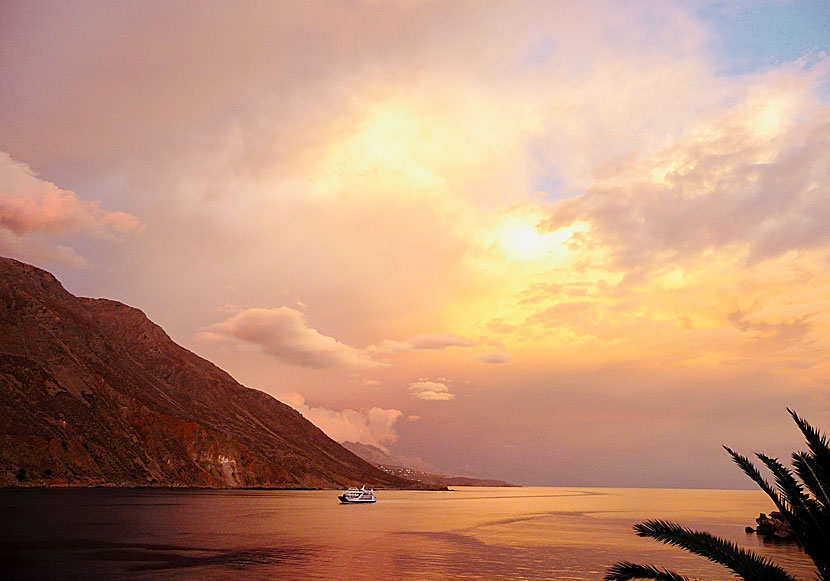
0, 487, 814, 580
6, 539, 304, 571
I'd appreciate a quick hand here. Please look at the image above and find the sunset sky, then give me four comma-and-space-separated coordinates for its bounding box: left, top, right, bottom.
2, 0, 829, 487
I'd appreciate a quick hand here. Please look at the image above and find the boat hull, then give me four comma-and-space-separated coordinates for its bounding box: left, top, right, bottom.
338, 495, 376, 503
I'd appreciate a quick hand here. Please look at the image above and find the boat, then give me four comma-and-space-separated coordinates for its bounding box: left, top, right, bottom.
338, 485, 377, 503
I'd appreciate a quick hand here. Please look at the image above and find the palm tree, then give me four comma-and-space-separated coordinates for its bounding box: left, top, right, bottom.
605, 409, 830, 581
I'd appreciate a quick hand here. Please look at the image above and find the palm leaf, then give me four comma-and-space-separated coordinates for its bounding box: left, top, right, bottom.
755, 454, 813, 530
608, 411, 830, 581
604, 562, 698, 581
633, 519, 798, 581
755, 452, 830, 574
792, 451, 830, 567
725, 447, 791, 519
789, 409, 830, 479
789, 409, 830, 512
792, 451, 830, 511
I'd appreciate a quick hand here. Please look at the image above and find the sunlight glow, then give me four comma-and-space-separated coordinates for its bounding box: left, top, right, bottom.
751, 95, 793, 139
499, 222, 551, 260
492, 214, 586, 262
310, 102, 444, 196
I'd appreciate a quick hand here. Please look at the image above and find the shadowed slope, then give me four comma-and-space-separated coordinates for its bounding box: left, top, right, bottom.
0, 257, 417, 489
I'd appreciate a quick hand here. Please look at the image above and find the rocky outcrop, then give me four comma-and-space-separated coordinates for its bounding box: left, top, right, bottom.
746, 512, 796, 541
0, 257, 419, 489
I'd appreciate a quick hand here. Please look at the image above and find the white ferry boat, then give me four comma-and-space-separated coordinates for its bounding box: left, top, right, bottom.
338, 486, 377, 503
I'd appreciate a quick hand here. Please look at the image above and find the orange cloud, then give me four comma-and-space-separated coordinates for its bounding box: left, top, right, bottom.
0, 152, 142, 263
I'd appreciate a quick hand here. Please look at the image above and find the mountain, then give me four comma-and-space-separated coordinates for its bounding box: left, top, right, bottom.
342, 441, 517, 487
0, 257, 422, 489
341, 441, 446, 474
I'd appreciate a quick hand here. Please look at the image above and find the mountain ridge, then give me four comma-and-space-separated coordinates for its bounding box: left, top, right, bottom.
342, 441, 517, 487
0, 256, 426, 489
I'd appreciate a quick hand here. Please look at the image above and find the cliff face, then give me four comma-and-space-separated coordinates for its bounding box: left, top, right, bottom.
0, 257, 412, 488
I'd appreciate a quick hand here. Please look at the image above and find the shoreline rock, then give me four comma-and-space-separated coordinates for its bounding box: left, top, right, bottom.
745, 512, 796, 541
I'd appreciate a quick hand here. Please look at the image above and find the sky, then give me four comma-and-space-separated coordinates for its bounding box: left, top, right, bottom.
1, 0, 829, 488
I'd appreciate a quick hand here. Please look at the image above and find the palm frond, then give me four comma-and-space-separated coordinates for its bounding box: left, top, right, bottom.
789, 409, 830, 479
604, 562, 697, 581
634, 519, 798, 581
789, 409, 830, 514
725, 446, 790, 517
608, 411, 830, 581
755, 453, 808, 509
755, 452, 830, 573
792, 451, 830, 568
792, 451, 830, 511
755, 454, 812, 529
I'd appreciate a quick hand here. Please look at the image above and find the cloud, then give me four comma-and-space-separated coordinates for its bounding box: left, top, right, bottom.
371, 333, 476, 354
476, 351, 515, 365
540, 63, 830, 272
279, 392, 402, 451
0, 152, 142, 263
4, 0, 830, 488
727, 310, 814, 349
202, 307, 382, 369
408, 380, 454, 401
531, 302, 596, 328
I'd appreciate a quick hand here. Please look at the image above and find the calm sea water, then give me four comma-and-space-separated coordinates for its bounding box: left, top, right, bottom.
0, 486, 815, 580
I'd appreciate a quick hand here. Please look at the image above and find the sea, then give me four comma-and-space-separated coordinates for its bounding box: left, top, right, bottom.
0, 486, 815, 580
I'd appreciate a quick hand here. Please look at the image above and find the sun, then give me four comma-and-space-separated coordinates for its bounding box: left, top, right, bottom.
492, 212, 585, 262
500, 222, 551, 260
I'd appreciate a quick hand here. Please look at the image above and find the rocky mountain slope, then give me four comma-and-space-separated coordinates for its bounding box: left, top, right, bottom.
342, 441, 517, 487
341, 441, 446, 474
0, 257, 419, 489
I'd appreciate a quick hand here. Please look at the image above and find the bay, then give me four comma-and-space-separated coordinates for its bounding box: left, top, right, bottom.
0, 486, 815, 580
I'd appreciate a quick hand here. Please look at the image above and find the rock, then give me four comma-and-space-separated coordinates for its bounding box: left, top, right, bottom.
752, 512, 796, 541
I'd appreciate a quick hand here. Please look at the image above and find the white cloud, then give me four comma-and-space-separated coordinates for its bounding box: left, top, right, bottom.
202, 307, 383, 369
408, 380, 455, 401
279, 392, 402, 451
